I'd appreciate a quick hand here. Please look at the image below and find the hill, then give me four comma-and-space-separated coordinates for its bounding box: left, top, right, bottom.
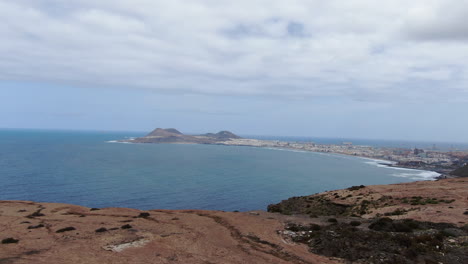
126, 128, 242, 144
147, 128, 183, 137
451, 163, 468, 177
199, 130, 242, 140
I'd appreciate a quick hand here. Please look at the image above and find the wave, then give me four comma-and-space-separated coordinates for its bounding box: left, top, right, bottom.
106, 136, 136, 144
362, 158, 439, 180
391, 171, 440, 181
106, 140, 132, 144
362, 158, 397, 168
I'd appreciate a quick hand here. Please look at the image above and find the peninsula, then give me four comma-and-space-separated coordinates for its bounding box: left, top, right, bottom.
123, 128, 241, 144
121, 128, 468, 176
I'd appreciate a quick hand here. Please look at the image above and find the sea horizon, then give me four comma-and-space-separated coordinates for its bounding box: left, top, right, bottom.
2, 127, 468, 151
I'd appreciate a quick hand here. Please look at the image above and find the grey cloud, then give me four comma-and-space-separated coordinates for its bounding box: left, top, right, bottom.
1, 0, 468, 102
402, 1, 468, 41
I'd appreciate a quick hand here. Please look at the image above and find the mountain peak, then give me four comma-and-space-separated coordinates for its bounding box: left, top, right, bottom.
215, 131, 241, 139
147, 128, 184, 137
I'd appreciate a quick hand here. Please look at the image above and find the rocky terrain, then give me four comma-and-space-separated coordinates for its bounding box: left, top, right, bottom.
268, 178, 468, 263
0, 202, 334, 264
124, 128, 242, 144
451, 163, 468, 177
1, 178, 467, 263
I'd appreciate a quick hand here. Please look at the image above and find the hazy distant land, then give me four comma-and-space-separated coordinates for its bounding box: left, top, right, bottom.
121, 128, 468, 177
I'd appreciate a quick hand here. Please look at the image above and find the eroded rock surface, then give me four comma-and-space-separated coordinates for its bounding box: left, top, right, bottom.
0, 202, 335, 264
1, 178, 467, 263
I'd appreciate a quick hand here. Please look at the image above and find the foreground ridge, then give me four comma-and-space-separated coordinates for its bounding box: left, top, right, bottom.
1, 178, 467, 263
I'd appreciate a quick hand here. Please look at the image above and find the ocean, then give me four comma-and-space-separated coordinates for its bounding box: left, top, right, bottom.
0, 129, 440, 211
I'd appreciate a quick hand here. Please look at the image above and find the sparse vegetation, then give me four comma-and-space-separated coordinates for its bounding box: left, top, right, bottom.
2, 238, 19, 244
27, 224, 44, 229
138, 212, 150, 218
27, 210, 45, 218
56, 227, 76, 233
95, 227, 107, 233
283, 218, 468, 264
401, 196, 455, 206
384, 208, 408, 216
347, 185, 365, 191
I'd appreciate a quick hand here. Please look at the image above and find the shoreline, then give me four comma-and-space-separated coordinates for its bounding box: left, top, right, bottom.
261, 146, 443, 180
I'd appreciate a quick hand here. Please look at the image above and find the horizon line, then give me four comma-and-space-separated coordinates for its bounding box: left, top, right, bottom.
1, 126, 468, 146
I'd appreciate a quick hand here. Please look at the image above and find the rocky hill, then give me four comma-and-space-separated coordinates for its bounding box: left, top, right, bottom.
200, 131, 242, 140
147, 128, 183, 137
451, 163, 468, 177
126, 128, 242, 144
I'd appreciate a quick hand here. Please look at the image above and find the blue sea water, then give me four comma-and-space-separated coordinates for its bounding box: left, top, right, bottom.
0, 129, 440, 211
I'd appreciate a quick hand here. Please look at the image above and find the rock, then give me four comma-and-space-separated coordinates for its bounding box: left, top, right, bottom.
2, 238, 19, 244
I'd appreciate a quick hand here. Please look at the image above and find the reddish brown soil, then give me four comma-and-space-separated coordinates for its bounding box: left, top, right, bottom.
320, 178, 468, 225
0, 201, 337, 264
1, 178, 466, 263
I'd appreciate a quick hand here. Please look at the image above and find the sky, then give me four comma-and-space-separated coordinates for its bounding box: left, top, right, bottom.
1, 0, 468, 142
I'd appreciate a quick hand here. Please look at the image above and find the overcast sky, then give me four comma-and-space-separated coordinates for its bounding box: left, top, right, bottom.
1, 0, 468, 142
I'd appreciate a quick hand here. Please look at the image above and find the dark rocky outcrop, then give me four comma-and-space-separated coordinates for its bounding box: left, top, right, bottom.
283, 219, 468, 264
451, 163, 468, 177
267, 195, 351, 216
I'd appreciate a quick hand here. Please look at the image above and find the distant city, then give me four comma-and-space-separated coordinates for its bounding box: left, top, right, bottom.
209, 137, 467, 175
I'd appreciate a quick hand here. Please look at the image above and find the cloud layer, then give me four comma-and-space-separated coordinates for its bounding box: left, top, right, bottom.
1, 0, 468, 101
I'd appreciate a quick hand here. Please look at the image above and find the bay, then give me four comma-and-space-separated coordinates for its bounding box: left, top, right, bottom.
0, 129, 438, 211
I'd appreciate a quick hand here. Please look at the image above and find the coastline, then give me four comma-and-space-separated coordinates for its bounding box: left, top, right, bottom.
111, 139, 444, 181
260, 146, 443, 180
116, 128, 466, 179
